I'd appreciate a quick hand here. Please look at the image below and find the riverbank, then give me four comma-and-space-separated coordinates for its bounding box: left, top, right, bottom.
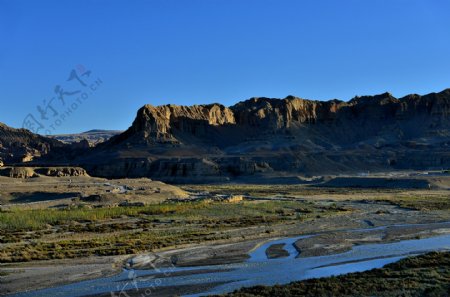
218, 251, 450, 297
4, 221, 450, 297
2, 182, 450, 296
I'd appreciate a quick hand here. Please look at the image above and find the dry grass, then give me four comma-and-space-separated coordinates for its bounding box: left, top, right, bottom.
0, 200, 345, 262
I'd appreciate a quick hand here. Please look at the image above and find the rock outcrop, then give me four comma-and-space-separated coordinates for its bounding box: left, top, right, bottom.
0, 166, 89, 178
76, 88, 450, 182
3, 89, 450, 182
0, 167, 38, 178
109, 103, 236, 145
35, 167, 89, 177
0, 122, 68, 165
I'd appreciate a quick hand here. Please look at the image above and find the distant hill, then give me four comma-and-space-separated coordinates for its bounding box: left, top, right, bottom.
74, 88, 450, 182
0, 122, 67, 164
50, 130, 123, 146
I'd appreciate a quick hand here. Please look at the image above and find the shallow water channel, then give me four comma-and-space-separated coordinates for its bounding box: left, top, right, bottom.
10, 231, 450, 297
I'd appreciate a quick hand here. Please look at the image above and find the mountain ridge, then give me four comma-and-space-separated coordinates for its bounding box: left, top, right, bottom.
50, 130, 123, 146
77, 88, 450, 182
2, 88, 450, 182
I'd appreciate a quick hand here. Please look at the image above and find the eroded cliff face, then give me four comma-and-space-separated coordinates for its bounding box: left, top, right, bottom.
0, 166, 89, 178
110, 89, 450, 148
109, 103, 236, 145
0, 123, 67, 164
0, 123, 105, 166
76, 88, 450, 182
231, 96, 346, 128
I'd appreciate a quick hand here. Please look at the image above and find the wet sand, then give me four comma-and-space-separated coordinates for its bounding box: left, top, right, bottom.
265, 243, 289, 259
0, 256, 126, 296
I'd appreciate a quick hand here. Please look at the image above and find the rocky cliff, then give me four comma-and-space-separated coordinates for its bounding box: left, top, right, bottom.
109, 104, 236, 145
78, 88, 450, 182
0, 123, 97, 166
2, 89, 449, 182
0, 123, 68, 164
0, 166, 88, 178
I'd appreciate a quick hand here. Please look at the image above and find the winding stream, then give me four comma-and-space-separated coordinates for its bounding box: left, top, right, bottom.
9, 231, 450, 297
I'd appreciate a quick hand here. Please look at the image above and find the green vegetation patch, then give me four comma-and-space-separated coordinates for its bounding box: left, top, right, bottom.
183, 184, 397, 198
0, 200, 347, 262
381, 193, 450, 211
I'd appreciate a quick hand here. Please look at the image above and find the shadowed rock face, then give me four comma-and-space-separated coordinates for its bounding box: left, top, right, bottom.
0, 123, 67, 164
76, 88, 450, 182
3, 89, 450, 182
0, 124, 102, 166
0, 166, 89, 178
107, 88, 450, 147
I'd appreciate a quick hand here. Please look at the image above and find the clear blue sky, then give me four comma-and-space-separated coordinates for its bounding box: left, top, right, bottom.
1, 0, 450, 134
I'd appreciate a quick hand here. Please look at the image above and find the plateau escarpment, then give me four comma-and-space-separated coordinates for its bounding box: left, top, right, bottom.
110, 103, 236, 146
77, 89, 450, 182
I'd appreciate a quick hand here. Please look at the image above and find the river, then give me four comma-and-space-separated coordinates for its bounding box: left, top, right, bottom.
9, 232, 450, 297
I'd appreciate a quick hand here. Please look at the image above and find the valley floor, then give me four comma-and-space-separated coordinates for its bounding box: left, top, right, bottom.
1, 175, 450, 296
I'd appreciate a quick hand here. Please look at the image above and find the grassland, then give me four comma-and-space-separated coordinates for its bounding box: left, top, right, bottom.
376, 192, 450, 211
0, 200, 345, 262
182, 184, 403, 197
2, 177, 450, 296
2, 182, 449, 263
219, 251, 450, 297
184, 184, 450, 211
